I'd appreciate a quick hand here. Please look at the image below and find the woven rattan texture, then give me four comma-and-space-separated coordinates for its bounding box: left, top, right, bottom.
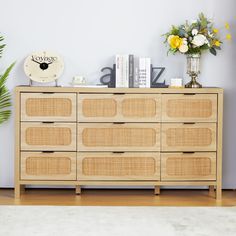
82, 156, 156, 176
26, 156, 71, 175
166, 128, 212, 147
166, 157, 211, 176
121, 98, 156, 117
167, 99, 212, 118
26, 98, 72, 117
82, 99, 117, 117
82, 128, 156, 147
25, 127, 72, 145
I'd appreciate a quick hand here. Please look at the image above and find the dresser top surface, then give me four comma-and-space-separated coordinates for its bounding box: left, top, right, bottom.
15, 86, 223, 94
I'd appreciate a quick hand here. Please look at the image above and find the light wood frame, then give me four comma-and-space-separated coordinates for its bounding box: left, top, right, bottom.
161, 152, 216, 181
78, 93, 161, 122
161, 94, 217, 122
77, 152, 160, 180
77, 123, 161, 151
21, 152, 77, 180
14, 87, 223, 200
21, 92, 77, 122
161, 123, 217, 152
21, 122, 77, 151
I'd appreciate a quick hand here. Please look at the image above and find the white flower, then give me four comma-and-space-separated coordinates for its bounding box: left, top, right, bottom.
192, 29, 198, 36
205, 38, 210, 46
192, 34, 207, 47
182, 38, 188, 45
179, 44, 189, 53
208, 31, 213, 38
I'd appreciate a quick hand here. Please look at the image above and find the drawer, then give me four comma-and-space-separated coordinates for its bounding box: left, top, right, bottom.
21, 122, 76, 151
21, 93, 76, 121
77, 152, 160, 180
78, 123, 160, 151
162, 94, 217, 122
78, 94, 161, 122
21, 152, 76, 180
161, 123, 216, 151
161, 152, 216, 181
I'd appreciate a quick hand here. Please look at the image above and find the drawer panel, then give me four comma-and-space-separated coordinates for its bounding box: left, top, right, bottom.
78, 123, 160, 151
21, 152, 76, 180
21, 93, 76, 121
77, 152, 160, 180
78, 94, 161, 122
161, 152, 216, 181
161, 123, 216, 151
21, 122, 76, 151
162, 94, 217, 122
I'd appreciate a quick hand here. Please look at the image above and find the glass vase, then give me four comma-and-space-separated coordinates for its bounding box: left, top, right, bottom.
185, 54, 202, 88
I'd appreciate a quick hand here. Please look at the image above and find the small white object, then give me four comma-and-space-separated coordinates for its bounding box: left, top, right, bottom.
192, 28, 198, 36
72, 76, 86, 85
170, 78, 183, 87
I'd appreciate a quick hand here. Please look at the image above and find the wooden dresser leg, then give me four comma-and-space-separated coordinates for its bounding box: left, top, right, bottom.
76, 185, 81, 195
154, 186, 160, 195
15, 184, 25, 198
208, 185, 215, 197
216, 185, 222, 200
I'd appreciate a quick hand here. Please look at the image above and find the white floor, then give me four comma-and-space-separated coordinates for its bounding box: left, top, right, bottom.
0, 206, 236, 236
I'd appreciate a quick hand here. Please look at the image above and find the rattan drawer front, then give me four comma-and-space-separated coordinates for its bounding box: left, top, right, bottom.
77, 152, 160, 180
162, 94, 217, 122
78, 94, 161, 122
21, 123, 76, 151
78, 123, 160, 151
161, 123, 216, 151
21, 152, 76, 180
21, 93, 76, 121
161, 152, 216, 181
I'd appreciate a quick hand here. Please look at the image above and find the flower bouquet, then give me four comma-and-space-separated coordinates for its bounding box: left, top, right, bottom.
164, 13, 222, 88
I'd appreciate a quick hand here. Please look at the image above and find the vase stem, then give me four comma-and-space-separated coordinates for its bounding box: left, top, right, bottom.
185, 54, 202, 88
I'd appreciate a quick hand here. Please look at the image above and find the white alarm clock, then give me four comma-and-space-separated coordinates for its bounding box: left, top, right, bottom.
24, 51, 64, 85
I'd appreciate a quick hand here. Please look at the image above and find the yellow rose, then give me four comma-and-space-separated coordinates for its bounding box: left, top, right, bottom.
214, 40, 221, 47
169, 35, 183, 49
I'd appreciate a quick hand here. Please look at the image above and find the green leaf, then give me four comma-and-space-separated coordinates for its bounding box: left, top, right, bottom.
0, 61, 15, 125
210, 47, 217, 56
0, 110, 11, 124
0, 62, 15, 88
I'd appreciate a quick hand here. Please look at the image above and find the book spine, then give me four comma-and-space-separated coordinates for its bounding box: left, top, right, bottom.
139, 57, 146, 88
145, 58, 151, 88
121, 55, 124, 87
134, 57, 139, 88
124, 55, 129, 87
115, 55, 121, 88
129, 55, 134, 88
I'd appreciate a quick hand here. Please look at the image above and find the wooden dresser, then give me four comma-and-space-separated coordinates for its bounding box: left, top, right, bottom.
15, 87, 223, 199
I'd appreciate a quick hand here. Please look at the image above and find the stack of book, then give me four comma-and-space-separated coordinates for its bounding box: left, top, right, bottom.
115, 55, 151, 88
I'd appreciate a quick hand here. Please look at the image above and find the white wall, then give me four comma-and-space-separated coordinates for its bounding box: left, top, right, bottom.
0, 0, 235, 188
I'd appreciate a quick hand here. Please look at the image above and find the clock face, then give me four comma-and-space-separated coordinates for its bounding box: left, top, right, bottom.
24, 51, 64, 83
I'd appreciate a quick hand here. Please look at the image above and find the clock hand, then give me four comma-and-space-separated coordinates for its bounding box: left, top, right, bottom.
31, 58, 41, 65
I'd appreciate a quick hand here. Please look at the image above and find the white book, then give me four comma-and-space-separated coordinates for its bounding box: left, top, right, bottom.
123, 55, 129, 87
145, 58, 151, 88
139, 57, 147, 88
134, 57, 139, 88
115, 55, 121, 87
